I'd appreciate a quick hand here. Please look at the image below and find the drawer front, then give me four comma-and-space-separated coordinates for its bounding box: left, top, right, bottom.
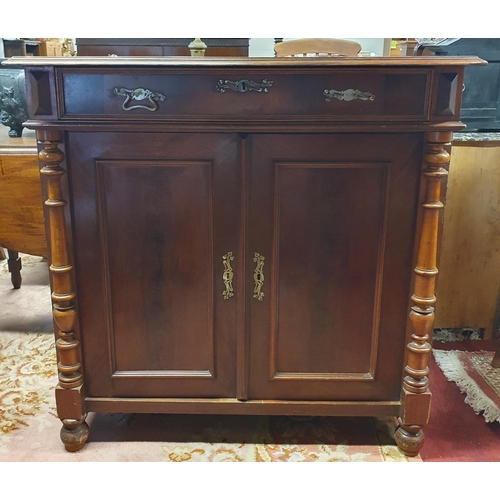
60, 69, 430, 121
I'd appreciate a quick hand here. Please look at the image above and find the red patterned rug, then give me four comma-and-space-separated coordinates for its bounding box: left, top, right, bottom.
433, 349, 500, 423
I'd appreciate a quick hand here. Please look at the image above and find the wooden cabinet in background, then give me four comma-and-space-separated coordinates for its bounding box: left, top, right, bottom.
435, 138, 500, 338
390, 38, 418, 57
2, 39, 40, 57
75, 38, 249, 57
3, 54, 483, 457
39, 39, 64, 57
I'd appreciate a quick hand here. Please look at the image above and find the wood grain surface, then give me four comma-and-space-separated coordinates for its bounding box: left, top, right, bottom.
0, 127, 46, 256
435, 141, 500, 338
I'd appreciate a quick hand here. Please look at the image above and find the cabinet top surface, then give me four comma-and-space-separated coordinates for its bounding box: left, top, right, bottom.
1, 56, 486, 68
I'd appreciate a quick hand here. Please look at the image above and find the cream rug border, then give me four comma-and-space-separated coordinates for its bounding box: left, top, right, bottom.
433, 349, 500, 424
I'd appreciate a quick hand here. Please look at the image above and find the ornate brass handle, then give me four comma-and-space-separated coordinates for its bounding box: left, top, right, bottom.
222, 252, 235, 300
216, 79, 273, 93
253, 253, 265, 302
324, 88, 375, 102
113, 87, 166, 111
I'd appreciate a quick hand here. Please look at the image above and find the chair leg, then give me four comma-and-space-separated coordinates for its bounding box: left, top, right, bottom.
492, 344, 500, 369
7, 249, 22, 289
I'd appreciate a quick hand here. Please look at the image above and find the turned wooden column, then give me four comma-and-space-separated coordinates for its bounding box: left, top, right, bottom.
37, 129, 89, 452
395, 131, 451, 457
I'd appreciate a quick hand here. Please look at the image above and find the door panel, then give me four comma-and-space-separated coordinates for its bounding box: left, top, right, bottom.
273, 161, 387, 376
247, 134, 422, 401
97, 159, 215, 373
66, 132, 241, 398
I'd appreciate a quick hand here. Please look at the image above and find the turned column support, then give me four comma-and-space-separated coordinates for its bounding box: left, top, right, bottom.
38, 129, 89, 452
395, 131, 451, 457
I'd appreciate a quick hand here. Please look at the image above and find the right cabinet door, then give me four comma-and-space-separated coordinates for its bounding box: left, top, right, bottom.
247, 134, 423, 401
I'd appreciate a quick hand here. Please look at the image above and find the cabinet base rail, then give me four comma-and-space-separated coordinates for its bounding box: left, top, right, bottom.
85, 397, 401, 417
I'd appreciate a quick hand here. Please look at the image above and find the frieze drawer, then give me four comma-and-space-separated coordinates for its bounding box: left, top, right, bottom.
59, 69, 430, 121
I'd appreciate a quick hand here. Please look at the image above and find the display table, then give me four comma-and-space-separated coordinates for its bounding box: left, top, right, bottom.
0, 126, 46, 288
2, 55, 485, 455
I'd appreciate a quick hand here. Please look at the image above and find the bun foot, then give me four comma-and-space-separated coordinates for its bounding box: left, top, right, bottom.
60, 418, 89, 452
394, 419, 424, 457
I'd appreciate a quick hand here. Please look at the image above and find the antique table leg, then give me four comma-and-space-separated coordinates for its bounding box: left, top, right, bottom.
395, 131, 451, 457
492, 346, 500, 368
38, 130, 89, 452
7, 249, 22, 289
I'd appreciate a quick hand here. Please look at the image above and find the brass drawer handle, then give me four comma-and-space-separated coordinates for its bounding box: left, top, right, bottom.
222, 252, 235, 300
113, 87, 166, 111
216, 79, 273, 93
324, 88, 375, 102
253, 253, 265, 302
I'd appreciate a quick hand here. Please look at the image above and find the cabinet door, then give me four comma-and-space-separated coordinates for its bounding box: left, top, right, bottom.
66, 132, 241, 398
247, 134, 422, 401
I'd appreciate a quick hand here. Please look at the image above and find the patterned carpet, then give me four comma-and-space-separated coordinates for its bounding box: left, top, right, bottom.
433, 349, 500, 424
0, 254, 419, 462
0, 331, 419, 462
0, 333, 57, 439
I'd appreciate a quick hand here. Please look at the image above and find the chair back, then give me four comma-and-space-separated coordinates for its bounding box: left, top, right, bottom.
274, 38, 361, 57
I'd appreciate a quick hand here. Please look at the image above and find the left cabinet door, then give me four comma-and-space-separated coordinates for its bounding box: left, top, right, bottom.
66, 132, 242, 398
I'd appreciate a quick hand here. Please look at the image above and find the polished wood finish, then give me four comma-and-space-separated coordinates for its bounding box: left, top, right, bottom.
430, 39, 500, 132
247, 134, 421, 401
0, 127, 47, 288
60, 68, 429, 121
2, 56, 483, 455
0, 128, 45, 255
85, 397, 401, 416
66, 132, 240, 398
5, 56, 484, 68
37, 129, 88, 451
274, 38, 361, 57
395, 131, 451, 456
434, 141, 500, 339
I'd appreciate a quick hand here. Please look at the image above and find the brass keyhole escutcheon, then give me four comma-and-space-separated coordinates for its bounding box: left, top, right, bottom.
222, 252, 234, 300
253, 253, 265, 301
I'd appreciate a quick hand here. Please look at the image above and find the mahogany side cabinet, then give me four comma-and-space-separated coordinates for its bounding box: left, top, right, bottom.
2, 55, 485, 455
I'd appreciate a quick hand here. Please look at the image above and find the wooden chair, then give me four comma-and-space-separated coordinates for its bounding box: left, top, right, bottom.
274, 38, 361, 58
